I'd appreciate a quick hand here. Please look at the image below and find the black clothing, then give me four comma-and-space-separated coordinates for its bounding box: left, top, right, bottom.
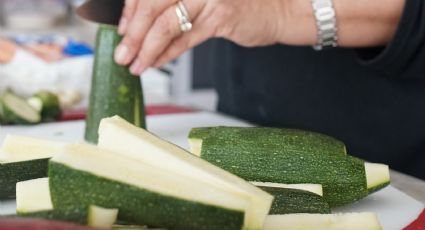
211, 0, 425, 179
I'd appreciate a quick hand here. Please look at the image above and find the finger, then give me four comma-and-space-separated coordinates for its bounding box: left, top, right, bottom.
118, 0, 138, 35
114, 0, 176, 65
152, 10, 214, 68
130, 0, 205, 74
153, 31, 209, 69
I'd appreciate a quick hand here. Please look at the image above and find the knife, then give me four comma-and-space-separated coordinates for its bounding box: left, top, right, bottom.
76, 0, 124, 25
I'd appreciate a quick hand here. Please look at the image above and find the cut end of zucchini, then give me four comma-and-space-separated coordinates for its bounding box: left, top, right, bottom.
250, 182, 323, 196
365, 163, 390, 193
16, 178, 53, 213
263, 213, 382, 230
1, 135, 63, 163
27, 97, 43, 113
88, 205, 119, 228
188, 138, 202, 157
1, 91, 41, 124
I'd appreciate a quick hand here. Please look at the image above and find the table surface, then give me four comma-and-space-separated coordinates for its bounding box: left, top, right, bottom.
391, 170, 425, 204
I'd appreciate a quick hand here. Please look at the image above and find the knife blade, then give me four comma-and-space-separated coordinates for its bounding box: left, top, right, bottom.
76, 0, 124, 25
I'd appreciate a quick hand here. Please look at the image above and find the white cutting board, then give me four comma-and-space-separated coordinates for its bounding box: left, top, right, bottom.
0, 112, 423, 230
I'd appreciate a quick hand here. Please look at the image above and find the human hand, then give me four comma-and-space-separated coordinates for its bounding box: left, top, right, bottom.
114, 0, 288, 75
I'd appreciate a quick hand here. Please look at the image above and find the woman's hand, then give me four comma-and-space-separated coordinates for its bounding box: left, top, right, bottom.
114, 0, 288, 75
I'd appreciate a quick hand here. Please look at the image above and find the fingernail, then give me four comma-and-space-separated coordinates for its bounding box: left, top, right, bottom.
118, 18, 127, 35
130, 60, 142, 75
114, 44, 129, 64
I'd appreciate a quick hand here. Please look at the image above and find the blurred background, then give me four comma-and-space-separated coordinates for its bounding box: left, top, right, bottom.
0, 0, 217, 114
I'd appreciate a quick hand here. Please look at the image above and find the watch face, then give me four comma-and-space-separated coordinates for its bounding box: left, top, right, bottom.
76, 0, 124, 25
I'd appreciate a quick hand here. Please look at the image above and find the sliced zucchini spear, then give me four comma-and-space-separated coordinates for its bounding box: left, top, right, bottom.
0, 91, 41, 124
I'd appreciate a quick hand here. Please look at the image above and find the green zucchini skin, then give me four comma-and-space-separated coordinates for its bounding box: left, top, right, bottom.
368, 182, 391, 194
49, 162, 244, 230
258, 187, 330, 215
197, 139, 368, 207
85, 24, 145, 143
31, 91, 62, 121
189, 127, 346, 156
0, 159, 48, 199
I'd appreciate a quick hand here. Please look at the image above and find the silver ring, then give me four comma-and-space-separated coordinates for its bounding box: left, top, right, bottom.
175, 1, 192, 32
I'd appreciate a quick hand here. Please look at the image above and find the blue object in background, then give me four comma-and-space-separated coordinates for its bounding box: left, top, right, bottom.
63, 40, 94, 56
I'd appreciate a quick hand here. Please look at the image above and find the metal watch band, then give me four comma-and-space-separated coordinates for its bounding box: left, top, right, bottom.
311, 0, 338, 50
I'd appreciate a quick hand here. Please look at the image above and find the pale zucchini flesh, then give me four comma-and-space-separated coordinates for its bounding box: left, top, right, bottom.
263, 213, 382, 230
49, 144, 246, 230
16, 178, 53, 213
1, 135, 63, 163
365, 163, 390, 193
98, 116, 273, 229
88, 205, 119, 228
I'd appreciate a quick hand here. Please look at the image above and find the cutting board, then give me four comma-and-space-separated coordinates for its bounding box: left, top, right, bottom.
0, 111, 423, 230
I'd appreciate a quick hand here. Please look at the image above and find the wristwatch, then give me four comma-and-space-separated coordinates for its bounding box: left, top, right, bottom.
311, 0, 338, 50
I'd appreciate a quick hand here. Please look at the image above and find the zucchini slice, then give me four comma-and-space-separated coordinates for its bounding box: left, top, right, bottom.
98, 116, 273, 229
49, 143, 252, 230
88, 205, 118, 228
189, 127, 391, 207
0, 135, 64, 199
0, 91, 40, 124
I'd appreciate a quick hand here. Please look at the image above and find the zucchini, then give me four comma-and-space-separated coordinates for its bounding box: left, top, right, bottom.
0, 135, 63, 199
188, 127, 347, 157
0, 91, 41, 124
84, 24, 145, 143
365, 163, 390, 193
250, 183, 329, 214
28, 91, 62, 121
250, 182, 323, 196
263, 213, 382, 230
88, 205, 118, 228
0, 158, 48, 199
190, 128, 390, 207
49, 143, 261, 230
16, 178, 87, 223
1, 135, 63, 160
97, 116, 273, 229
259, 187, 330, 215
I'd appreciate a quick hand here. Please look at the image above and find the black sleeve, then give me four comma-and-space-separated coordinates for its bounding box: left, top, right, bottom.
357, 0, 425, 79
